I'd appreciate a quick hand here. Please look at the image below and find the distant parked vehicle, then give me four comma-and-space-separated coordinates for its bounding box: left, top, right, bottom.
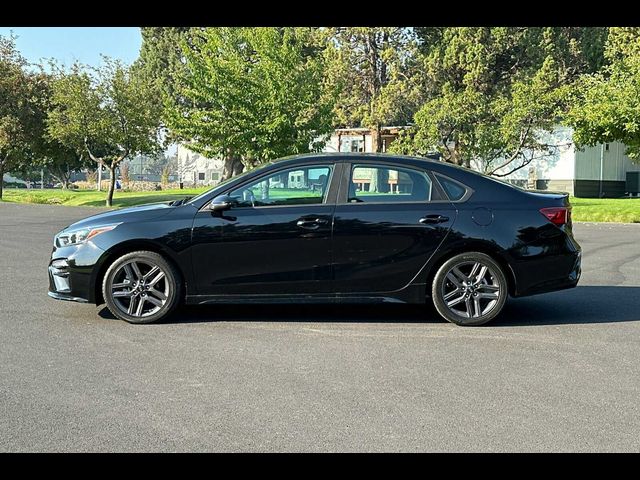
30, 181, 55, 189
48, 153, 581, 326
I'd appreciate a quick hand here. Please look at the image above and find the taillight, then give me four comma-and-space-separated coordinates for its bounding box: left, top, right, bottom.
540, 207, 571, 226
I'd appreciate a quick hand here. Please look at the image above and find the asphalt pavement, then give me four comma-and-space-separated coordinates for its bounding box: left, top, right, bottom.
0, 202, 639, 452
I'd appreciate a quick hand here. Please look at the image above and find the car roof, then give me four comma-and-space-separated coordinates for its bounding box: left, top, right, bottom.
269, 152, 442, 167
266, 153, 522, 198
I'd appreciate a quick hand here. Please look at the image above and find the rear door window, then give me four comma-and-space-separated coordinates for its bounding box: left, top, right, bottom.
348, 164, 433, 203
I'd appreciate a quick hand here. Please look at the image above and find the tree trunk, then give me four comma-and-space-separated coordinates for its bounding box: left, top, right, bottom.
376, 168, 390, 193
370, 127, 389, 193
232, 158, 243, 176
106, 165, 116, 207
451, 139, 466, 167
371, 127, 383, 153
260, 179, 269, 201
221, 154, 236, 181
0, 161, 4, 200
50, 168, 71, 189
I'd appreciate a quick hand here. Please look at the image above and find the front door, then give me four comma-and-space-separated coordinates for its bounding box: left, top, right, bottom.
191, 163, 338, 296
332, 162, 456, 294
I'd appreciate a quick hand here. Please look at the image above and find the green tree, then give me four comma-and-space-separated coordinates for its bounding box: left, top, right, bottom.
166, 27, 336, 181
567, 27, 640, 161
0, 35, 32, 199
325, 27, 423, 152
133, 27, 195, 146
392, 27, 607, 176
23, 69, 90, 188
47, 59, 163, 206
134, 27, 195, 101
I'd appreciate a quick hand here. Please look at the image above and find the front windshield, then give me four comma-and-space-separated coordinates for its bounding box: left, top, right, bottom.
185, 163, 265, 205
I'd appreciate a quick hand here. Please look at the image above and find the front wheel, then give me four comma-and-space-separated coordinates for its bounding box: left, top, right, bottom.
102, 251, 182, 324
431, 252, 507, 326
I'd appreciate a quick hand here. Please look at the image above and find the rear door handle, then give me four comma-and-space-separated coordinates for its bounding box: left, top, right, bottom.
419, 214, 449, 224
296, 218, 329, 229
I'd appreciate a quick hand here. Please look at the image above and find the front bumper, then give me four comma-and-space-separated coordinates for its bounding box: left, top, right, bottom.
48, 291, 89, 303
48, 241, 106, 304
48, 259, 90, 303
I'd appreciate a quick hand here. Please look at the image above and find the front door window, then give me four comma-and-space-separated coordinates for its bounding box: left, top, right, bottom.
229, 165, 333, 207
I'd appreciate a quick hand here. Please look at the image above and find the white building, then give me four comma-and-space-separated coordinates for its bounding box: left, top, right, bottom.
321, 126, 408, 154
484, 125, 640, 197
176, 144, 225, 187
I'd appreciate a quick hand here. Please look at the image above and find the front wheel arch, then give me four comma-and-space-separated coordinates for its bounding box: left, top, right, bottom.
93, 241, 186, 306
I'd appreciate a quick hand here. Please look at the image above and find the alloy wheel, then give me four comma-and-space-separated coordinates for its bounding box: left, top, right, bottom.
110, 259, 170, 318
441, 260, 502, 319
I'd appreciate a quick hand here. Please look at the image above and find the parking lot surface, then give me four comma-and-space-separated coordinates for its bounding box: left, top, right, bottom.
1, 202, 639, 452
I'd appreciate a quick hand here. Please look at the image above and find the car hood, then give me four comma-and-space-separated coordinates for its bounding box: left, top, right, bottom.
62, 202, 176, 232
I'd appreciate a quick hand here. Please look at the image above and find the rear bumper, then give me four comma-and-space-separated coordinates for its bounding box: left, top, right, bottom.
512, 249, 581, 298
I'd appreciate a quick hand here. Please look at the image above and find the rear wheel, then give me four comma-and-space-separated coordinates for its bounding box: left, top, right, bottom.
431, 252, 507, 326
102, 251, 182, 324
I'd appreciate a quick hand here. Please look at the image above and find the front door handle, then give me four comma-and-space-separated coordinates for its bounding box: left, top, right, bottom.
419, 214, 449, 224
297, 218, 329, 229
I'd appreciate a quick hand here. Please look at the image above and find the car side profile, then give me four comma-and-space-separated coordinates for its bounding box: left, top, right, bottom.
48, 153, 582, 326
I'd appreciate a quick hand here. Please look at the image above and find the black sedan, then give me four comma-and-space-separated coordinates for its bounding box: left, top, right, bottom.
48, 153, 581, 326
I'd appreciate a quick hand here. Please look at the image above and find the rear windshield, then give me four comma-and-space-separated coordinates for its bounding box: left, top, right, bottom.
482, 175, 528, 192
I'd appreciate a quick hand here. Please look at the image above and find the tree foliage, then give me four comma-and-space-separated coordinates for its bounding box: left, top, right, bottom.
47, 59, 163, 205
324, 27, 423, 151
391, 27, 607, 176
134, 27, 194, 100
166, 27, 336, 181
567, 27, 640, 162
0, 35, 35, 198
19, 69, 91, 188
134, 27, 195, 146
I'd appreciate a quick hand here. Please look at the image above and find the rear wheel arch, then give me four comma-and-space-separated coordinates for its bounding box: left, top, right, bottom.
93, 240, 186, 305
423, 243, 517, 299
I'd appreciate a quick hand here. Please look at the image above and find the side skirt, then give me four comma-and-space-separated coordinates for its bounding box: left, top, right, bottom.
185, 284, 426, 305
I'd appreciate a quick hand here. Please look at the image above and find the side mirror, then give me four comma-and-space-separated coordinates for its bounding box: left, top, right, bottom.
209, 195, 233, 212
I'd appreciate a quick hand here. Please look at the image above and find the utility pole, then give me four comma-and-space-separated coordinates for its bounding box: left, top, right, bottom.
599, 143, 605, 198
41, 169, 44, 190
97, 165, 102, 191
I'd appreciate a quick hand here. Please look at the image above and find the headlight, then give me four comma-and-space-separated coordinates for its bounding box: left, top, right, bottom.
55, 224, 119, 247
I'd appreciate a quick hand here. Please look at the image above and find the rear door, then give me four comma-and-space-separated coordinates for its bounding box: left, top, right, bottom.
332, 161, 457, 293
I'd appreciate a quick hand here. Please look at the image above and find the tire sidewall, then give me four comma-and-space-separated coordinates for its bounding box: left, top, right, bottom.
102, 251, 181, 324
431, 252, 507, 326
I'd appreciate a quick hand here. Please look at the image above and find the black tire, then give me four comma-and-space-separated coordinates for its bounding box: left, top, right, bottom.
431, 252, 507, 326
102, 251, 182, 324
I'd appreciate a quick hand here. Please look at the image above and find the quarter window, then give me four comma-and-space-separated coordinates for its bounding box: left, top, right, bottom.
348, 165, 432, 203
436, 174, 468, 201
229, 165, 332, 208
